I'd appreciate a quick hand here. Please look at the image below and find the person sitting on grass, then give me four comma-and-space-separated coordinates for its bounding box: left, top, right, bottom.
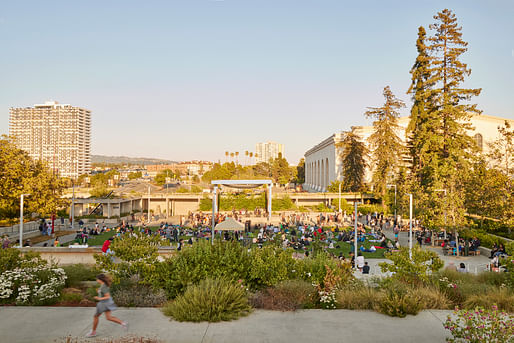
457, 263, 467, 273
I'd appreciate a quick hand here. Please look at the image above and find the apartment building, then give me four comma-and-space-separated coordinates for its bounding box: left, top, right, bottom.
9, 101, 91, 179
255, 141, 284, 163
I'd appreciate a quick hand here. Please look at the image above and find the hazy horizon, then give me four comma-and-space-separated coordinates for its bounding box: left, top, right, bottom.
1, 1, 513, 164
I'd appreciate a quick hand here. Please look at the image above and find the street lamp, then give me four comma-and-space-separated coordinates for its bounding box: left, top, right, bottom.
354, 201, 361, 258
408, 193, 413, 260
147, 186, 151, 224
19, 194, 30, 248
386, 184, 397, 222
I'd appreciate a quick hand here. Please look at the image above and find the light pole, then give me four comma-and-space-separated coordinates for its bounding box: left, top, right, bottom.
386, 184, 397, 222
338, 180, 342, 213
71, 181, 75, 230
408, 193, 413, 260
19, 194, 30, 248
354, 201, 361, 258
147, 186, 151, 224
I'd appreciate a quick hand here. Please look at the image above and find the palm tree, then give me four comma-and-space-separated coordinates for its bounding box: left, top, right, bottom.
225, 151, 229, 163
249, 152, 253, 165
235, 152, 239, 165
230, 152, 235, 162
245, 151, 249, 166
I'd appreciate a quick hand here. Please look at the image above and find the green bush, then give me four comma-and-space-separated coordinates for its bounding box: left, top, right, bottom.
379, 245, 444, 283
377, 281, 423, 317
247, 246, 298, 289
60, 292, 83, 303
298, 252, 353, 288
162, 278, 251, 322
95, 233, 161, 283
0, 248, 46, 274
251, 280, 316, 311
62, 264, 101, 288
111, 276, 167, 307
153, 240, 252, 298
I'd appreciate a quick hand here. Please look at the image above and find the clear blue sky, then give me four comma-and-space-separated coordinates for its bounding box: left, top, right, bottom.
1, 0, 513, 163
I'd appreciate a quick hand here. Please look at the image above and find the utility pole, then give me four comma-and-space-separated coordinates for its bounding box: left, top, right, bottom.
19, 194, 30, 248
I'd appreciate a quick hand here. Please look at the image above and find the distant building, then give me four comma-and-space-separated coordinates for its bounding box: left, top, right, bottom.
9, 101, 91, 179
146, 161, 212, 177
255, 141, 284, 163
304, 113, 514, 192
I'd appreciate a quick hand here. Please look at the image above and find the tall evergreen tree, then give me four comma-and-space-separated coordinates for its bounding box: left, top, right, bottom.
424, 9, 481, 229
407, 26, 437, 187
336, 132, 368, 192
365, 86, 405, 203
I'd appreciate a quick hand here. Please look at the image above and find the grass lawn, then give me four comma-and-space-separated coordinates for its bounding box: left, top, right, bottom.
62, 230, 117, 247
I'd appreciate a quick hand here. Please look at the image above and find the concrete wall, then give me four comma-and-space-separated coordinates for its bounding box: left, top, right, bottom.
19, 247, 175, 265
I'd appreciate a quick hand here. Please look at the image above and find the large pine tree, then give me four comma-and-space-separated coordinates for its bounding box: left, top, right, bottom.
407, 9, 481, 229
365, 86, 405, 203
336, 132, 368, 192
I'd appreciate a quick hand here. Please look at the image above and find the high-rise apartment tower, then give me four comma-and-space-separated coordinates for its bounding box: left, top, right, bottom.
9, 101, 91, 179
255, 141, 284, 163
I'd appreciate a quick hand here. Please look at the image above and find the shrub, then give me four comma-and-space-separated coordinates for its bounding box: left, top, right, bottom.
247, 246, 298, 289
336, 284, 382, 310
0, 264, 67, 305
379, 245, 444, 283
60, 291, 83, 304
299, 252, 354, 288
0, 248, 46, 274
62, 264, 101, 288
95, 233, 161, 283
153, 240, 252, 299
463, 288, 514, 313
444, 306, 514, 343
251, 280, 316, 311
111, 276, 167, 307
162, 278, 251, 322
377, 288, 423, 318
415, 285, 450, 310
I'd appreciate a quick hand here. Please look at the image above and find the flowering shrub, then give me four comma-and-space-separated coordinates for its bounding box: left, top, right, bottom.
444, 306, 514, 343
0, 264, 66, 305
314, 265, 341, 309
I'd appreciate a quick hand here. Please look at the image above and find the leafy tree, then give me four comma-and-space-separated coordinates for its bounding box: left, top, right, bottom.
336, 132, 368, 192
89, 184, 111, 198
128, 171, 142, 180
0, 136, 68, 221
294, 158, 305, 184
487, 121, 513, 230
464, 159, 508, 228
365, 86, 405, 201
271, 153, 293, 185
154, 169, 178, 186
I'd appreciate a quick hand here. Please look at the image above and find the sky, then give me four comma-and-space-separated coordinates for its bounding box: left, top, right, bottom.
0, 0, 513, 164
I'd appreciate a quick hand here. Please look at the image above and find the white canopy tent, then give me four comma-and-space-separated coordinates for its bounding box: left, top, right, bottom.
210, 179, 273, 244
214, 217, 245, 231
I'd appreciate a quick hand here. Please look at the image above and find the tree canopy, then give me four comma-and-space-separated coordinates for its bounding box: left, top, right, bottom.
0, 135, 68, 222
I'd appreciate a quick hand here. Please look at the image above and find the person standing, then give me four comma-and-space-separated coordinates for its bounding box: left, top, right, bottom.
86, 274, 127, 337
356, 252, 365, 272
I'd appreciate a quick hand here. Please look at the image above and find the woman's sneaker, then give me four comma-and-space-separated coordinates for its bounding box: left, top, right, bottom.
122, 322, 129, 330
85, 330, 97, 337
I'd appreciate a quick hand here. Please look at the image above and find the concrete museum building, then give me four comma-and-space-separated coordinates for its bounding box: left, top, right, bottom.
303, 114, 513, 192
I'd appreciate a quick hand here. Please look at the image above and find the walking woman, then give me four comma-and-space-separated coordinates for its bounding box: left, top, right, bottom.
86, 274, 128, 337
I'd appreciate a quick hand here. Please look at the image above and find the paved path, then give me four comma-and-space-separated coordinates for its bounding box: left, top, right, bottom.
0, 307, 451, 343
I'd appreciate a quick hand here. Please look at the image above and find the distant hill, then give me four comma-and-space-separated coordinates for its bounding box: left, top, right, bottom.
91, 155, 178, 165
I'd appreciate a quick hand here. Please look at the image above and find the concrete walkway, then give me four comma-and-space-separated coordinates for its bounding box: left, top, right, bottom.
0, 307, 451, 343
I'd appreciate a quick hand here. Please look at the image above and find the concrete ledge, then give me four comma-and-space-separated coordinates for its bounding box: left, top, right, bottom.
19, 247, 175, 265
